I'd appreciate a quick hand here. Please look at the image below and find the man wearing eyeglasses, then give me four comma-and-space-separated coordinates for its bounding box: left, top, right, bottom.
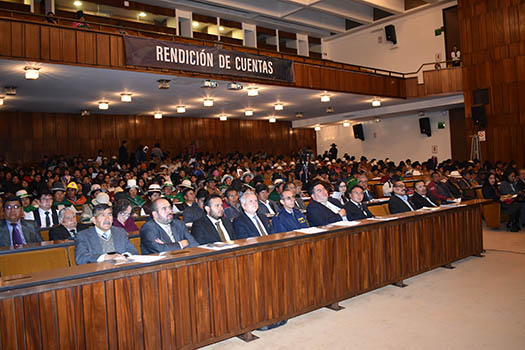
388, 181, 416, 214
0, 196, 42, 247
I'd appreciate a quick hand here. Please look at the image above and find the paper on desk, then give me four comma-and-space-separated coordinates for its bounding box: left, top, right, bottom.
295, 227, 327, 234
367, 216, 396, 221
200, 242, 239, 251
419, 206, 441, 211
327, 220, 361, 227
128, 255, 166, 263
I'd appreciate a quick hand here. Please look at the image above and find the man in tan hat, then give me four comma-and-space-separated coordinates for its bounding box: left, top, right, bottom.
16, 190, 36, 214
142, 184, 162, 216
81, 192, 112, 224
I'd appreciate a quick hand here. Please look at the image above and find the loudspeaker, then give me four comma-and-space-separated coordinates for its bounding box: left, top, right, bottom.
472, 105, 486, 127
353, 124, 365, 141
385, 25, 397, 44
419, 117, 431, 137
473, 88, 489, 105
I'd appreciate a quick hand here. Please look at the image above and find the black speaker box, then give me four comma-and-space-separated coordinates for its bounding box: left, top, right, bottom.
385, 25, 397, 44
473, 88, 489, 105
353, 124, 364, 141
472, 105, 486, 127
419, 117, 431, 137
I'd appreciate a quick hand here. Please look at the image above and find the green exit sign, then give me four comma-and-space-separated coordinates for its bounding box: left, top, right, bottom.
435, 28, 442, 36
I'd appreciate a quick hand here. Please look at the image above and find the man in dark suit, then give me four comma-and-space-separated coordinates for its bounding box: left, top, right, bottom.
140, 198, 198, 254
344, 185, 375, 220
223, 187, 242, 221
411, 181, 440, 209
233, 192, 273, 239
255, 184, 280, 216
75, 204, 138, 264
25, 190, 60, 229
49, 207, 90, 240
306, 181, 346, 226
358, 175, 375, 202
0, 196, 42, 247
192, 194, 236, 244
388, 181, 416, 214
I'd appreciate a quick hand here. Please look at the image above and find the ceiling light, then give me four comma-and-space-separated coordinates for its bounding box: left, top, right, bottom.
81, 110, 90, 116
314, 126, 321, 131
247, 87, 259, 96
203, 98, 214, 107
154, 112, 163, 119
176, 105, 186, 113
0, 97, 4, 106
192, 21, 199, 27
73, 1, 82, 6
274, 103, 283, 111
157, 79, 170, 89
24, 67, 40, 80
245, 109, 253, 116
201, 80, 218, 88
326, 106, 334, 113
5, 87, 16, 96
372, 98, 381, 107
320, 94, 330, 102
343, 122, 350, 127
138, 12, 147, 17
269, 117, 276, 123
120, 93, 132, 102
375, 117, 381, 123
295, 112, 303, 118
219, 26, 225, 31
98, 101, 109, 110
219, 114, 227, 121
227, 82, 243, 90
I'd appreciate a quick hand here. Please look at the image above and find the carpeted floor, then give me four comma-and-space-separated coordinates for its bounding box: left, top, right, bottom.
203, 226, 525, 350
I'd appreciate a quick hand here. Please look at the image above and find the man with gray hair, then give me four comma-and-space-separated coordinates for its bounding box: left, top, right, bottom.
233, 191, 273, 239
49, 207, 89, 240
357, 175, 374, 202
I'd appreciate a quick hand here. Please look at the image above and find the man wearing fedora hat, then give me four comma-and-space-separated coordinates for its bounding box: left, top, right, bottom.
142, 184, 162, 216
126, 179, 145, 208
81, 192, 112, 224
52, 182, 70, 208
174, 179, 193, 203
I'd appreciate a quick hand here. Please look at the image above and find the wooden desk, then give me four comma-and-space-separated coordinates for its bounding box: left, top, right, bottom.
0, 200, 486, 349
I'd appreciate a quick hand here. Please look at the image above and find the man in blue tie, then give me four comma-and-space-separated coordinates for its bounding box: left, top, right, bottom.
0, 196, 42, 247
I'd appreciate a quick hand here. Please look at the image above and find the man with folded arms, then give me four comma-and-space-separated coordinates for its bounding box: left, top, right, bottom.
272, 190, 309, 233
192, 194, 236, 244
388, 181, 416, 214
306, 181, 346, 226
0, 196, 42, 247
343, 185, 375, 220
411, 181, 439, 209
140, 198, 198, 254
75, 204, 138, 264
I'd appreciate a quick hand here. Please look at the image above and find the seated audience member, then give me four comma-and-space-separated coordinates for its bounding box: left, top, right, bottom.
0, 196, 42, 247
269, 178, 285, 202
233, 192, 273, 239
205, 178, 222, 196
126, 179, 145, 208
306, 181, 346, 226
75, 204, 138, 264
256, 184, 280, 216
272, 190, 309, 233
381, 169, 396, 196
518, 168, 525, 225
483, 173, 521, 232
331, 181, 349, 206
182, 188, 206, 223
427, 172, 455, 204
142, 184, 162, 216
25, 190, 60, 228
49, 207, 89, 240
446, 171, 465, 199
73, 10, 91, 28
139, 198, 198, 254
192, 194, 236, 244
223, 187, 242, 221
81, 192, 111, 224
343, 185, 375, 221
52, 182, 69, 208
499, 169, 523, 230
161, 181, 176, 201
357, 175, 375, 201
45, 11, 58, 24
112, 199, 139, 233
17, 190, 36, 214
290, 180, 307, 210
388, 181, 416, 214
411, 181, 439, 209
65, 182, 87, 205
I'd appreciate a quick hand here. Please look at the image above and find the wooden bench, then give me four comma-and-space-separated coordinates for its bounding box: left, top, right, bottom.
368, 203, 390, 217
475, 188, 508, 228
0, 247, 70, 277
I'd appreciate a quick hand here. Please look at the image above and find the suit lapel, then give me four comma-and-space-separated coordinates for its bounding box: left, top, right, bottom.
90, 228, 103, 253
20, 221, 34, 242
0, 221, 11, 246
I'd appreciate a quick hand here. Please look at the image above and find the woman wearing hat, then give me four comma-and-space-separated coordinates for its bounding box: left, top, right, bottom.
125, 179, 145, 208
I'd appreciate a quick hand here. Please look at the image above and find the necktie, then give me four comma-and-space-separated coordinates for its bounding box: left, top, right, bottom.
215, 221, 227, 242
101, 231, 110, 240
254, 216, 267, 236
11, 223, 24, 246
45, 211, 51, 227
358, 203, 367, 215
70, 229, 76, 237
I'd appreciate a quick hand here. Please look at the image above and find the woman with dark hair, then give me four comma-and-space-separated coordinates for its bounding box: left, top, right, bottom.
482, 173, 521, 232
113, 199, 139, 233
331, 180, 349, 206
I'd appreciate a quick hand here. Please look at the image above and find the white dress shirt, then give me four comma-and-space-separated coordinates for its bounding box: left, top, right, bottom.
207, 215, 232, 241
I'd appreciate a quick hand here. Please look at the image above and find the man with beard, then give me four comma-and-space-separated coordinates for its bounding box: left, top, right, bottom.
192, 194, 236, 244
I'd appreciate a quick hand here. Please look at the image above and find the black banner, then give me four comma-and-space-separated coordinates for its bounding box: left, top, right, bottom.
124, 36, 294, 82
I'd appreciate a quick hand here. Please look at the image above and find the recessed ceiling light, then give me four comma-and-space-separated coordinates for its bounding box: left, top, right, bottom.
343, 122, 350, 127
176, 106, 186, 113
326, 106, 334, 113
247, 87, 259, 96
120, 93, 132, 102
192, 21, 199, 27
375, 117, 381, 123
24, 66, 40, 80
203, 98, 214, 107
314, 126, 321, 131
219, 26, 225, 31
201, 80, 218, 88
295, 112, 303, 118
0, 97, 4, 106
219, 114, 227, 121
98, 101, 109, 110
269, 117, 276, 123
154, 112, 163, 119
5, 87, 16, 96
245, 109, 253, 116
139, 12, 147, 17
157, 79, 170, 89
274, 103, 283, 111
320, 94, 330, 103
73, 1, 82, 6
81, 110, 90, 116
227, 82, 243, 90
372, 98, 381, 107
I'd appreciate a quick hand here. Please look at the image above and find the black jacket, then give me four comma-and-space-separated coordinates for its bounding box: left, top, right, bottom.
192, 215, 236, 244
344, 201, 374, 220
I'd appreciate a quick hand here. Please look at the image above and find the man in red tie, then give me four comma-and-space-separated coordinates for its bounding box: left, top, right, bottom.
0, 196, 42, 247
